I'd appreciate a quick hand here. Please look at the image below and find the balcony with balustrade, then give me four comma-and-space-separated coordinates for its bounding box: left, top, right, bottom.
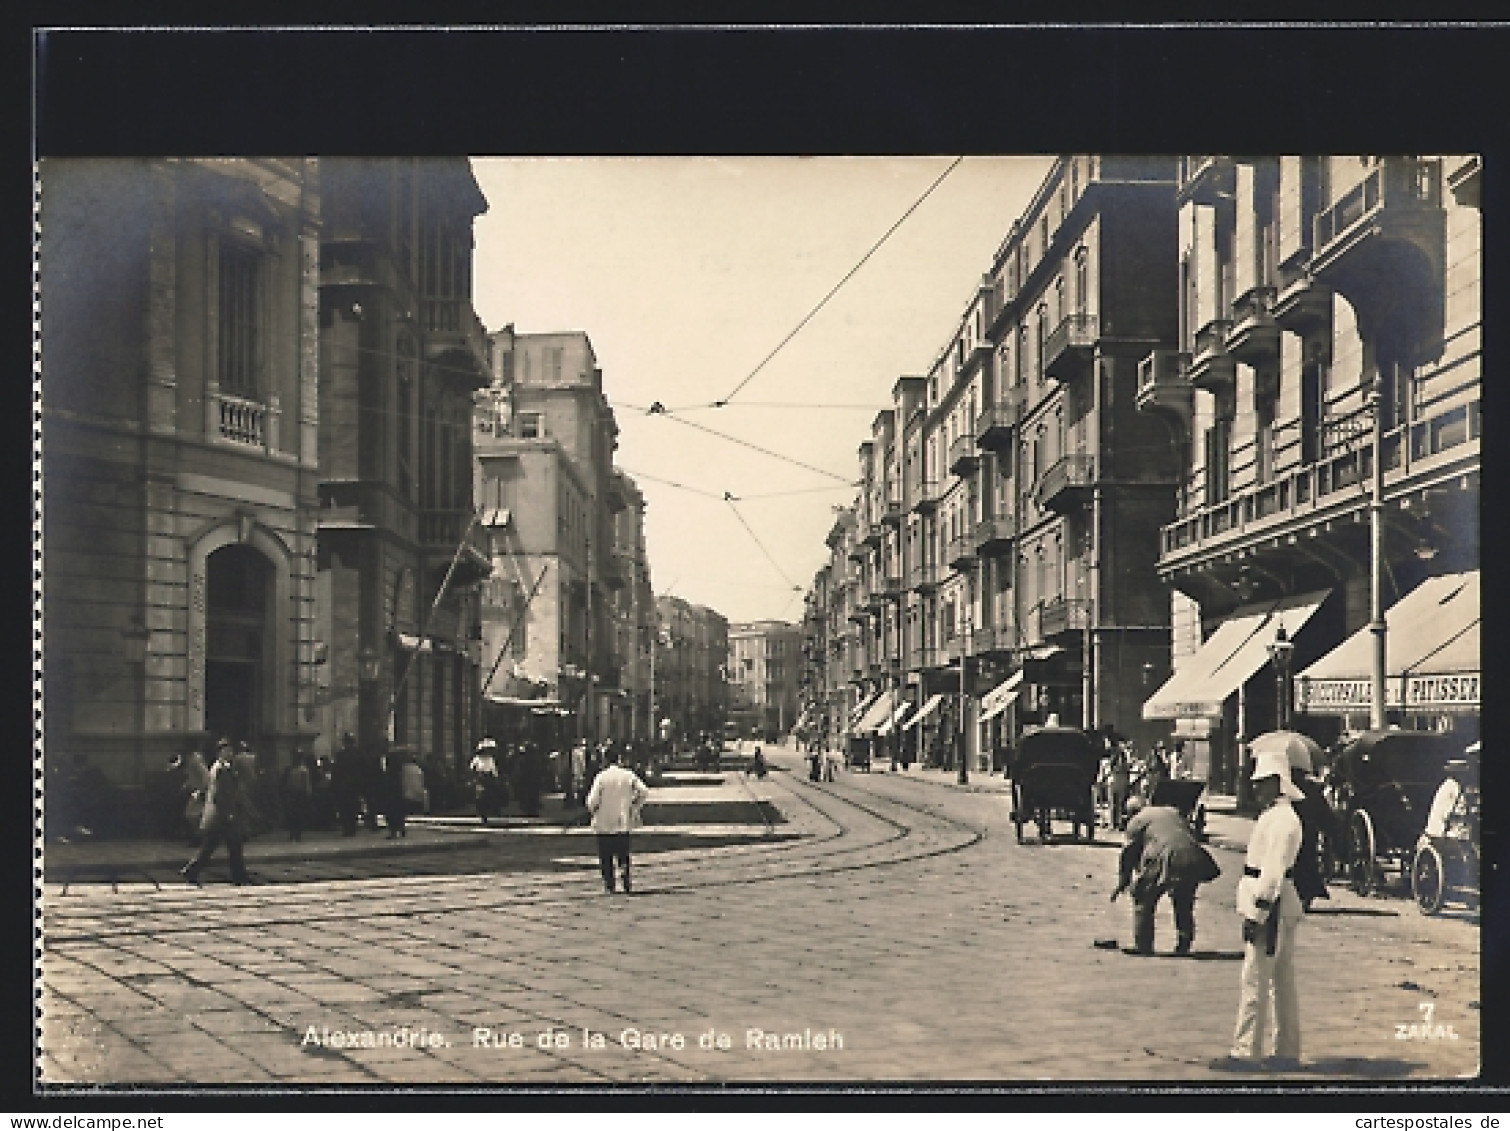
1159, 395, 1480, 578
421, 296, 492, 387
912, 479, 943, 515
207, 386, 282, 455
948, 433, 980, 477
1310, 158, 1444, 288
972, 623, 1019, 658
1187, 319, 1236, 393
946, 531, 977, 572
1034, 453, 1094, 514
1039, 596, 1091, 640
1043, 313, 1099, 384
1136, 349, 1192, 426
975, 387, 1024, 452
908, 644, 941, 673
909, 560, 943, 593
1176, 156, 1236, 207
973, 515, 1016, 558
1226, 285, 1280, 365
419, 509, 492, 586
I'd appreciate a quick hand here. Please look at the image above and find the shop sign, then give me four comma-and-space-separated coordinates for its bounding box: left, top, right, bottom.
1404, 673, 1479, 710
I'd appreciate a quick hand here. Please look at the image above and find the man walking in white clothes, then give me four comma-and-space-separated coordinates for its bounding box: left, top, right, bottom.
1212, 747, 1305, 1072
586, 745, 650, 894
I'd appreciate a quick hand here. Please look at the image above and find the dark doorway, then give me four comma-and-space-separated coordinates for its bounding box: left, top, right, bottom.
206, 660, 258, 746
205, 544, 272, 747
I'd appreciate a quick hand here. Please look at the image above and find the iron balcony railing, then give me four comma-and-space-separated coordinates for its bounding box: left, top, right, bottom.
1313, 159, 1442, 253
1039, 596, 1092, 638
1043, 313, 1099, 382
1160, 396, 1480, 562
1034, 453, 1094, 512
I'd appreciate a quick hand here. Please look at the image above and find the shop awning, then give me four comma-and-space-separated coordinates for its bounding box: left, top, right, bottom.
903, 693, 946, 730
853, 690, 899, 736
1143, 590, 1331, 720
1298, 571, 1479, 715
876, 700, 914, 737
848, 691, 879, 728
978, 670, 1025, 722
484, 694, 569, 714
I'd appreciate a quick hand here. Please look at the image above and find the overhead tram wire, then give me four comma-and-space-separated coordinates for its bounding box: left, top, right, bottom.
642, 409, 853, 483
723, 493, 801, 595
617, 466, 858, 502
714, 155, 967, 409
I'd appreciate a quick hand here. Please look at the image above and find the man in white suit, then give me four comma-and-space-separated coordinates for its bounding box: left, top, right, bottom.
586, 745, 651, 894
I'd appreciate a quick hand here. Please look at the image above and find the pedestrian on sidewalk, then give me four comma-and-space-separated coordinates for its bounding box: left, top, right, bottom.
332, 732, 362, 836
382, 750, 409, 838
180, 738, 250, 885
586, 745, 650, 894
281, 750, 313, 842
470, 738, 501, 823
1214, 749, 1305, 1071
179, 741, 211, 843
1112, 795, 1221, 955
1107, 742, 1132, 832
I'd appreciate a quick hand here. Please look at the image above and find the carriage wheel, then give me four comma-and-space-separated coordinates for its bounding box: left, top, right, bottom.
1412, 842, 1446, 916
1348, 810, 1378, 897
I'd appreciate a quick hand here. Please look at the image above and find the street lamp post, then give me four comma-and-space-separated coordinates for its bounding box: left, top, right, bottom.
1268, 625, 1295, 732
1368, 389, 1388, 730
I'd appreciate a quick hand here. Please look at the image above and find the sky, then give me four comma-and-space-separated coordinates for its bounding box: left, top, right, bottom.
470, 156, 1057, 626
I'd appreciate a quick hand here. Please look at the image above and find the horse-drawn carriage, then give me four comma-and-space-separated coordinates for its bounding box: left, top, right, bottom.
1008, 725, 1101, 843
1329, 728, 1463, 897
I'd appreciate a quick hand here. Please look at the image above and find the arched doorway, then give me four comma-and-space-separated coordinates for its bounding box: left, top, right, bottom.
204, 543, 273, 747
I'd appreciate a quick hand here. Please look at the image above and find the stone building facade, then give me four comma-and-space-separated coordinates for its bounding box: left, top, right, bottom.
314, 159, 492, 772
41, 158, 324, 800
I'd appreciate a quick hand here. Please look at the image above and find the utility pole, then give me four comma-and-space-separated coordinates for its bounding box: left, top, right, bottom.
584, 525, 595, 749
958, 589, 970, 785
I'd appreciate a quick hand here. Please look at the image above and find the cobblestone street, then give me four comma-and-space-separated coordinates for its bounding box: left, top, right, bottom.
39, 747, 1480, 1087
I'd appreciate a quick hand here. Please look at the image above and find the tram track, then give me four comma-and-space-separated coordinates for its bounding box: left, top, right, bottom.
42, 762, 987, 946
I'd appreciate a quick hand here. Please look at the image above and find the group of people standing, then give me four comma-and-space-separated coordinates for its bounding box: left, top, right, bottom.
174, 732, 433, 883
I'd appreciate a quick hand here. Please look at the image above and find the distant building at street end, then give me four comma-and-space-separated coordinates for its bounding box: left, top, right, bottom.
728, 621, 803, 740
655, 596, 729, 745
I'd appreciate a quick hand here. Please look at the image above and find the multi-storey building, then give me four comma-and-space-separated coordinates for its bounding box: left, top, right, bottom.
474, 328, 635, 745
727, 621, 803, 740
654, 596, 729, 744
804, 156, 1186, 774
1142, 156, 1480, 792
314, 159, 493, 769
982, 155, 1183, 755
812, 507, 861, 751
798, 565, 832, 744
42, 158, 325, 810
609, 470, 656, 742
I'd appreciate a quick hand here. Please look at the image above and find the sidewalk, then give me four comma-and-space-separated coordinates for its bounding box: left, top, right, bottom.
42, 771, 796, 883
